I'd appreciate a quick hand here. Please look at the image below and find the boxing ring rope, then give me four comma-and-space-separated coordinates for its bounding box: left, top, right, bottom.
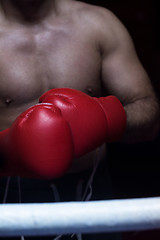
0, 197, 160, 237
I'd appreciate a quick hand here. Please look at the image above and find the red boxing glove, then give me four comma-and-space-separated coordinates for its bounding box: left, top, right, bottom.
0, 103, 73, 178
40, 88, 126, 158
0, 88, 126, 179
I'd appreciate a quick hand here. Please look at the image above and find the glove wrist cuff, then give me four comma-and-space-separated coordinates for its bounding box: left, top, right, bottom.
95, 96, 126, 142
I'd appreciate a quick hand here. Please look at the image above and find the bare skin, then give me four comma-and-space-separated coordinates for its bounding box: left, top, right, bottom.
0, 0, 159, 173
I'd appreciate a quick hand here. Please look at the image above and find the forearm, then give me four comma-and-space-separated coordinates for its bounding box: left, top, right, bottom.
122, 97, 160, 143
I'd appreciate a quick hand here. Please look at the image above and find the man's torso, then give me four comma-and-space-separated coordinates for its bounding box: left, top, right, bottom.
0, 1, 107, 172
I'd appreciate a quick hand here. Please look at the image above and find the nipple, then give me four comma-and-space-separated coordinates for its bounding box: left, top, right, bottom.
87, 86, 93, 95
5, 98, 13, 105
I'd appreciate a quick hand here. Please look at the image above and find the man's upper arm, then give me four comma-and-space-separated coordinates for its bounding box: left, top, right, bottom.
98, 9, 155, 105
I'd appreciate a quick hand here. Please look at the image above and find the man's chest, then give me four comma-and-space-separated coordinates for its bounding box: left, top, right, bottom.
0, 26, 102, 106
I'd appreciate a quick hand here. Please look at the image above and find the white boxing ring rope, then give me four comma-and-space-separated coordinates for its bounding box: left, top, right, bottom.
0, 197, 160, 237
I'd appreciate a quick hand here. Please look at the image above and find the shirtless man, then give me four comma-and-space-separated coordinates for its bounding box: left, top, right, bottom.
0, 0, 159, 239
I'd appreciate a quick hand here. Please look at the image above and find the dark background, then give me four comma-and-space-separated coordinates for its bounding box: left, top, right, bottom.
80, 0, 160, 239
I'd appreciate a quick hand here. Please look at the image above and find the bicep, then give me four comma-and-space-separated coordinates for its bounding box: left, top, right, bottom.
101, 20, 155, 105
102, 47, 155, 105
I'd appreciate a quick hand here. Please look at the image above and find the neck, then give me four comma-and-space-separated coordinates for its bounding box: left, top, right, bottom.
0, 0, 65, 23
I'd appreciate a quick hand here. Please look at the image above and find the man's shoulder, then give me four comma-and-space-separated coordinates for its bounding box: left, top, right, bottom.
72, 1, 116, 24
71, 1, 124, 38
66, 1, 130, 52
